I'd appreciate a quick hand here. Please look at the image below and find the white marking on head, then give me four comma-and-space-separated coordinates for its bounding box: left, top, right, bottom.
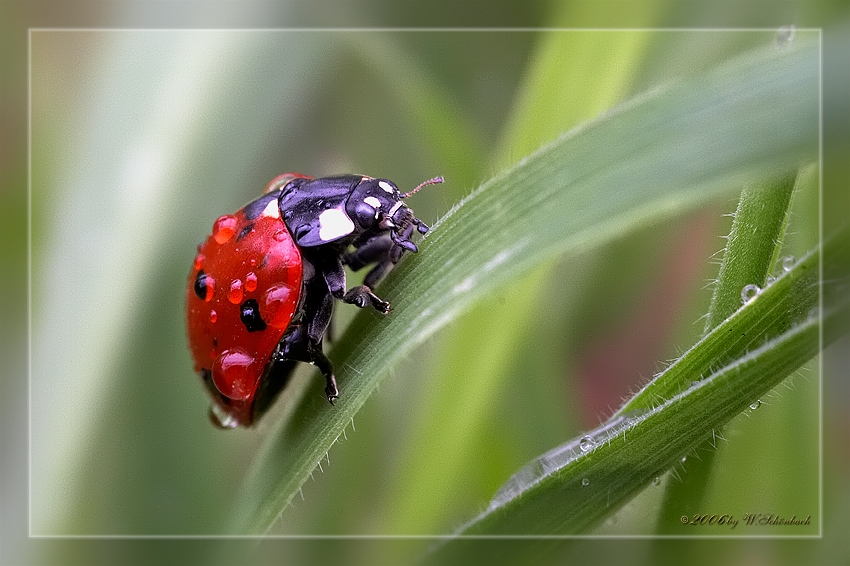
388, 201, 404, 216
379, 181, 395, 194
318, 206, 355, 241
261, 199, 280, 219
364, 196, 381, 208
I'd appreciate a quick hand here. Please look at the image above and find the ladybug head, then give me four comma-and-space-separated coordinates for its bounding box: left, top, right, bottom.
347, 176, 442, 252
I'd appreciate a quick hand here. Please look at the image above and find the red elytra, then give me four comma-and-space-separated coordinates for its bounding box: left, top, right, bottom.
186, 198, 302, 424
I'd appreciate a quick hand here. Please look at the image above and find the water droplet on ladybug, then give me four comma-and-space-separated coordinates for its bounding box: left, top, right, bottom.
273, 229, 289, 242
210, 346, 217, 360
209, 404, 239, 429
212, 348, 255, 400
193, 254, 204, 270
228, 279, 244, 304
262, 284, 297, 328
245, 272, 258, 292
213, 215, 238, 245
209, 310, 217, 323
249, 258, 256, 267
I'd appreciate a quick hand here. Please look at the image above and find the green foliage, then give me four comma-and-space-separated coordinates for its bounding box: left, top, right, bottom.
429, 230, 844, 563
28, 26, 833, 566
230, 36, 819, 536
653, 172, 797, 535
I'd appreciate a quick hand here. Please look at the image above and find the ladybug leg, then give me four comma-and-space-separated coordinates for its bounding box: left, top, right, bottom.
279, 262, 340, 404
343, 286, 391, 314
308, 340, 338, 403
320, 253, 390, 314
341, 236, 396, 313
305, 288, 339, 403
309, 250, 379, 313
362, 260, 393, 288
278, 329, 339, 404
344, 235, 393, 271
321, 256, 348, 300
345, 230, 412, 283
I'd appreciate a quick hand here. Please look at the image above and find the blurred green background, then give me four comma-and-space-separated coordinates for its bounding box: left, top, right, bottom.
3, 1, 849, 565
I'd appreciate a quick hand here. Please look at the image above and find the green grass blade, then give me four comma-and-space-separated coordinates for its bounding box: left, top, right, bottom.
704, 174, 798, 333
373, 18, 662, 536
654, 171, 797, 533
619, 232, 819, 418
431, 320, 824, 554
426, 231, 845, 563
229, 37, 818, 535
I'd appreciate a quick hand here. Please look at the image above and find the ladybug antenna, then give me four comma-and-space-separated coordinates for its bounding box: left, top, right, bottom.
401, 176, 443, 199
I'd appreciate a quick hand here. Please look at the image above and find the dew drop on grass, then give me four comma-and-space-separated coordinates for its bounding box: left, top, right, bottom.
741, 284, 761, 304
776, 25, 796, 46
652, 476, 661, 487
487, 410, 646, 509
782, 256, 795, 271
681, 456, 687, 463
766, 275, 776, 285
750, 400, 762, 410
582, 478, 590, 487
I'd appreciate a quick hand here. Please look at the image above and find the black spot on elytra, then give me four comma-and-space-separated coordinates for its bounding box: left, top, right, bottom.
237, 222, 255, 241
240, 299, 267, 332
194, 270, 210, 300
243, 194, 278, 221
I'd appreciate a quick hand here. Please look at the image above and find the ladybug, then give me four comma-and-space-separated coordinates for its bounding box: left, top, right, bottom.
186, 173, 442, 428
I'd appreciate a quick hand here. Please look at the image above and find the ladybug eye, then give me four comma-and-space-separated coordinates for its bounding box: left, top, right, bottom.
353, 201, 378, 228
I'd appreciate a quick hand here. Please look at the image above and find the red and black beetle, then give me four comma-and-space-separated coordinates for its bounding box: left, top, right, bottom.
186, 173, 441, 428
